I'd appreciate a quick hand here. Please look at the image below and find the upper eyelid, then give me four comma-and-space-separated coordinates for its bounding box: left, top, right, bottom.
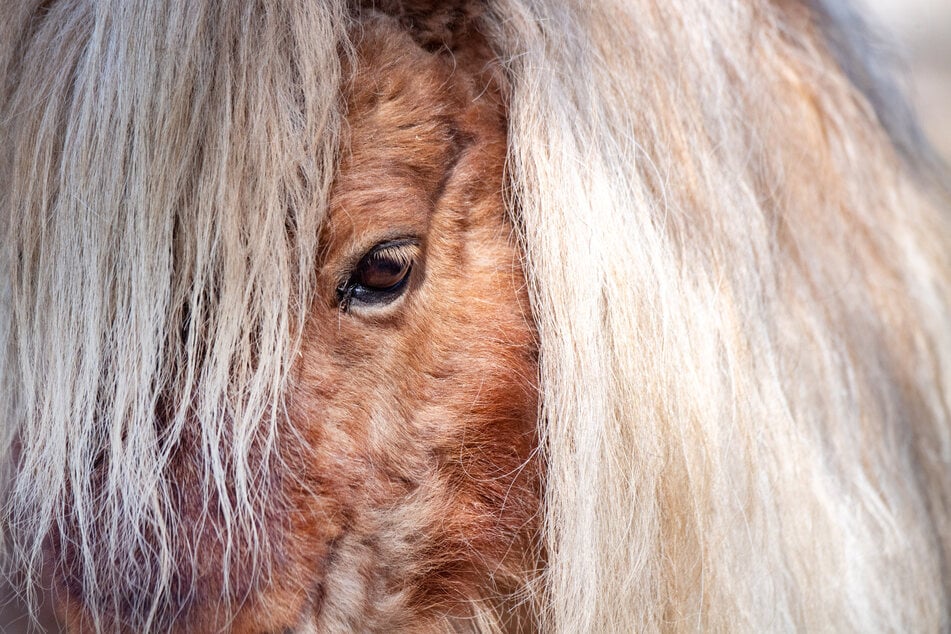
366, 238, 419, 255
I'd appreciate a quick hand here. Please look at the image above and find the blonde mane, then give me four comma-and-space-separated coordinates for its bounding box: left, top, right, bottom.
491, 1, 951, 629
3, 0, 950, 631
1, 2, 348, 626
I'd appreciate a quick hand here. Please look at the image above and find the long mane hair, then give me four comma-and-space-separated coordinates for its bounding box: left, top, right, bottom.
3, 0, 950, 631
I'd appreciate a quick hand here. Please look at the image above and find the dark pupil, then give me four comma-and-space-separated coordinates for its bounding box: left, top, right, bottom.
357, 255, 409, 290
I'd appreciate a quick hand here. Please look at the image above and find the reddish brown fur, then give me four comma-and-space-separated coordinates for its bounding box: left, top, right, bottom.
277, 14, 539, 630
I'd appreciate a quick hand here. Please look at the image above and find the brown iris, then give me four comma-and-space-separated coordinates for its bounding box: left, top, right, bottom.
338, 239, 417, 309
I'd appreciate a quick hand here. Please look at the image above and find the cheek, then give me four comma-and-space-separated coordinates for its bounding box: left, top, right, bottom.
283, 240, 538, 621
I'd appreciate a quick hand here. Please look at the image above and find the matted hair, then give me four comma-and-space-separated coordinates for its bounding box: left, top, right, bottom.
2, 0, 951, 631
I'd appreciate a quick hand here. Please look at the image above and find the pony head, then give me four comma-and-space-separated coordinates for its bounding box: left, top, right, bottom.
2, 0, 950, 631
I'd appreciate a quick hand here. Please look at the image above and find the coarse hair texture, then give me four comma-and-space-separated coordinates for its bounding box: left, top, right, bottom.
2, 0, 951, 631
0, 1, 349, 627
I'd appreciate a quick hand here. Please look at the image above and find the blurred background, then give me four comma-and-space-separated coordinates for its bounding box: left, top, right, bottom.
865, 0, 951, 163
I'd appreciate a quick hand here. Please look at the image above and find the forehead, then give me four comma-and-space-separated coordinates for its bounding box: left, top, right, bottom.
327, 19, 465, 253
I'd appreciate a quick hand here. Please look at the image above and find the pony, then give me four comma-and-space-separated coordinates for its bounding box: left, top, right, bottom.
2, 0, 950, 631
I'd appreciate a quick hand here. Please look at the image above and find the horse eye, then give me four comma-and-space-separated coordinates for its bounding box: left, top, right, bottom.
338, 240, 417, 310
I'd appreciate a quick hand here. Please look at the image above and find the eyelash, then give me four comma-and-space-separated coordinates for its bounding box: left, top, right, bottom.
337, 239, 419, 312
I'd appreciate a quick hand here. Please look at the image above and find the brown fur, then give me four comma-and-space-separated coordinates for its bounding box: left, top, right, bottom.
290, 17, 538, 630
